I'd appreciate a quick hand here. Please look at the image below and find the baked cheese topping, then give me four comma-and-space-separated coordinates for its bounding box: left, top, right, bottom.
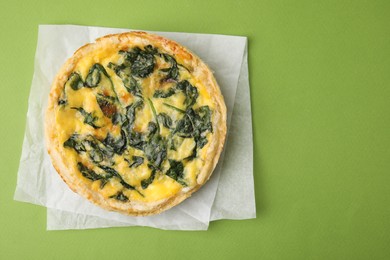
55, 44, 215, 203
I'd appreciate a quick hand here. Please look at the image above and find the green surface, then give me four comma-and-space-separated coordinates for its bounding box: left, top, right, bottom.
1, 0, 390, 259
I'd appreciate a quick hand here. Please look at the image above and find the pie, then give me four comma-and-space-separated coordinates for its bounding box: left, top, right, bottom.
45, 31, 227, 216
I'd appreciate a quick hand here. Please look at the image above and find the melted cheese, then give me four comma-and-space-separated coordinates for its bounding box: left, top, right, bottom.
93, 178, 122, 197
168, 138, 196, 161
76, 49, 120, 78
55, 44, 214, 203
137, 176, 182, 202
184, 160, 202, 185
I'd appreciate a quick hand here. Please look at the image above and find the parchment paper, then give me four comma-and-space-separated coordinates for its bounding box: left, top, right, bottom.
14, 25, 255, 230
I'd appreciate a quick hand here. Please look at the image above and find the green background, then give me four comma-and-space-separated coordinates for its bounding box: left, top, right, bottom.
1, 0, 389, 259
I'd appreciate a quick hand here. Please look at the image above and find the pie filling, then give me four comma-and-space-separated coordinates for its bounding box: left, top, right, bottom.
55, 44, 215, 203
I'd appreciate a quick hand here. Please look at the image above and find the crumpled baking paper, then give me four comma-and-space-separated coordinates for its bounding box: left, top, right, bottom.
14, 25, 255, 230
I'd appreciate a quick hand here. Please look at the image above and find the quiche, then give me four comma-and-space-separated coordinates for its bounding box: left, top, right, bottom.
45, 31, 227, 216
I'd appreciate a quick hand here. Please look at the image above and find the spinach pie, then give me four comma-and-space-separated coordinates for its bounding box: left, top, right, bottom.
45, 32, 227, 216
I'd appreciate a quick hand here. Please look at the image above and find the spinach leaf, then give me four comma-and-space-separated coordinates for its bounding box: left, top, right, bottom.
107, 46, 159, 97
196, 135, 208, 149
184, 135, 207, 161
119, 45, 157, 62
85, 64, 109, 88
112, 112, 127, 125
120, 180, 136, 190
125, 100, 144, 129
165, 159, 186, 186
168, 134, 184, 151
190, 107, 212, 159
176, 80, 198, 107
63, 134, 86, 153
108, 62, 143, 98
174, 106, 212, 137
86, 67, 100, 87
84, 63, 121, 105
144, 45, 158, 55
146, 98, 160, 133
174, 106, 213, 160
127, 131, 146, 151
126, 156, 144, 168
64, 134, 116, 166
174, 108, 196, 137
99, 165, 135, 190
103, 130, 127, 155
131, 52, 155, 78
71, 107, 100, 129
77, 162, 114, 189
117, 45, 157, 79
154, 80, 198, 106
147, 122, 158, 138
109, 191, 128, 202
197, 106, 213, 133
77, 162, 103, 181
141, 168, 156, 189
68, 72, 84, 90
126, 75, 142, 97
153, 87, 176, 98
118, 48, 138, 62
58, 72, 84, 105
122, 100, 146, 151
143, 99, 168, 169
157, 113, 173, 129
144, 134, 167, 169
97, 165, 117, 178
107, 62, 126, 74
82, 139, 105, 163
160, 53, 179, 82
